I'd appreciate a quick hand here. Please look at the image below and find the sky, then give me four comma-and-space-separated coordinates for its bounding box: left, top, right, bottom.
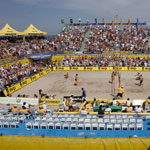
0, 0, 150, 35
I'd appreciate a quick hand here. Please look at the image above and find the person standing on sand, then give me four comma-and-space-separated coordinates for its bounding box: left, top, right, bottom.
74, 74, 78, 86
139, 74, 143, 86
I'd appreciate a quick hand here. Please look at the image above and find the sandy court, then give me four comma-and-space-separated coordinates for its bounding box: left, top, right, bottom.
12, 71, 150, 100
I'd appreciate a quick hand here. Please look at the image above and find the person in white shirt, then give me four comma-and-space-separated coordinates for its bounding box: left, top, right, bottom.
135, 106, 143, 113
112, 98, 117, 106
126, 98, 131, 106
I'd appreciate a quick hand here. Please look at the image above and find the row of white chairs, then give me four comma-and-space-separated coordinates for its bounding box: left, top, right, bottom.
34, 117, 143, 124
25, 121, 143, 130
0, 115, 26, 123
0, 121, 19, 128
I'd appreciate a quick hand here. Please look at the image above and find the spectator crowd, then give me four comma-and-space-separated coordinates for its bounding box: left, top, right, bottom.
55, 55, 150, 67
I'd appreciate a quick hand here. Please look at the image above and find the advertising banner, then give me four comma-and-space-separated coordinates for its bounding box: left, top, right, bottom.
0, 97, 38, 105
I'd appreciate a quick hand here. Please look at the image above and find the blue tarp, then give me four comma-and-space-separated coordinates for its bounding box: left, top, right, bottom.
27, 52, 52, 60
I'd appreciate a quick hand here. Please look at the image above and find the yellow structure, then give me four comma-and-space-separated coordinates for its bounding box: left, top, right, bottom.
22, 24, 47, 35
0, 24, 22, 36
0, 136, 150, 150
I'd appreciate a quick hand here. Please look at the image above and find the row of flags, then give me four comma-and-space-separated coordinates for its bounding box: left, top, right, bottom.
61, 17, 131, 24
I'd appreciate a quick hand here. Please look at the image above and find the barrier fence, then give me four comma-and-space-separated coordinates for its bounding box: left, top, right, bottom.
3, 68, 51, 96
0, 136, 150, 150
53, 66, 150, 71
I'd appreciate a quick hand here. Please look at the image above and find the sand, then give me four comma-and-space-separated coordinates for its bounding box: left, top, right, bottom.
12, 71, 150, 100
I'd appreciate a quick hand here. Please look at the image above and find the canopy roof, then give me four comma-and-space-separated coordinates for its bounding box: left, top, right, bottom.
22, 24, 47, 35
0, 24, 22, 36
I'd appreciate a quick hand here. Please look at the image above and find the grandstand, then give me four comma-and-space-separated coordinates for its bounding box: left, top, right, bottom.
0, 21, 150, 150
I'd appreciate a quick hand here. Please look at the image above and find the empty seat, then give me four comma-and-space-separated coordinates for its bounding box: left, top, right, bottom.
72, 118, 78, 123
84, 119, 91, 123
66, 118, 72, 123
97, 118, 103, 124
110, 116, 116, 119
137, 119, 143, 124
117, 119, 123, 124
116, 115, 122, 119
106, 124, 113, 130
70, 123, 77, 130
122, 124, 128, 130
3, 121, 9, 128
78, 123, 84, 130
129, 124, 135, 130
136, 124, 143, 130
60, 118, 66, 123
104, 119, 110, 124
103, 115, 109, 119
26, 122, 32, 129
91, 119, 97, 123
78, 118, 84, 123
35, 117, 41, 122
123, 119, 129, 124
33, 122, 40, 129
99, 124, 105, 130
110, 119, 116, 124
62, 123, 69, 129
130, 119, 136, 124
85, 123, 91, 130
55, 123, 61, 129
40, 122, 47, 129
53, 118, 60, 123
10, 122, 19, 128
48, 122, 54, 129
92, 123, 99, 130
87, 115, 92, 119
114, 124, 121, 130
128, 115, 134, 119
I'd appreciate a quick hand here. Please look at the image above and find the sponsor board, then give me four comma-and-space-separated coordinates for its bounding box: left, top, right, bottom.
85, 67, 99, 71
4, 68, 51, 95
0, 97, 38, 105
40, 99, 61, 106
71, 67, 84, 71
100, 67, 113, 71
128, 67, 142, 71
143, 67, 150, 71
20, 78, 32, 87
7, 83, 21, 95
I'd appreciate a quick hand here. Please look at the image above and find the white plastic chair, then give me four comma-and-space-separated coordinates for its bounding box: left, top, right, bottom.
129, 124, 135, 130
66, 118, 72, 123
137, 119, 143, 124
10, 122, 18, 128
33, 122, 40, 129
91, 119, 97, 123
78, 123, 84, 130
136, 124, 143, 130
26, 122, 32, 129
78, 118, 84, 123
110, 119, 116, 124
62, 123, 69, 129
55, 123, 61, 129
97, 118, 103, 124
122, 124, 128, 130
117, 119, 123, 124
40, 122, 47, 129
72, 118, 78, 123
60, 118, 66, 123
85, 123, 91, 130
130, 119, 136, 124
84, 119, 91, 123
48, 122, 54, 129
99, 123, 105, 130
70, 123, 77, 130
114, 124, 121, 130
92, 123, 99, 130
106, 124, 114, 130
